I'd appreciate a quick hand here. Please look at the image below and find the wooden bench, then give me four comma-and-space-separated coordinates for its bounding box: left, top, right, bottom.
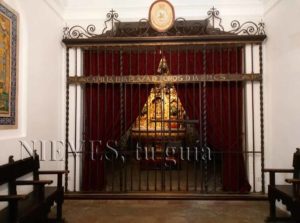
264, 148, 300, 222
0, 153, 68, 223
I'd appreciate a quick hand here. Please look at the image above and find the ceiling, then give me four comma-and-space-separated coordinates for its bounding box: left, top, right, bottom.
46, 0, 279, 20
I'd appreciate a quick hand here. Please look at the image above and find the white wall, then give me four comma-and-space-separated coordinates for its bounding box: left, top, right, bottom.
56, 0, 264, 34
0, 0, 64, 204
61, 0, 263, 21
264, 0, 300, 181
263, 0, 300, 212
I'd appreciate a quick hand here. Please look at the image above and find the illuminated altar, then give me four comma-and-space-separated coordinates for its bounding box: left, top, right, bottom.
130, 57, 187, 169
131, 57, 186, 141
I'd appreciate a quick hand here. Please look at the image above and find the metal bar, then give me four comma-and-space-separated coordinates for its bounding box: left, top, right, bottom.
104, 48, 108, 192
63, 35, 267, 47
124, 51, 128, 192
185, 48, 189, 192
150, 119, 198, 124
212, 47, 216, 192
88, 50, 93, 188
72, 150, 261, 155
65, 45, 252, 55
242, 46, 249, 184
227, 46, 232, 191
161, 50, 165, 192
154, 49, 158, 192
120, 49, 124, 192
111, 155, 115, 192
81, 48, 86, 192
74, 48, 78, 192
112, 49, 115, 192
64, 191, 268, 200
193, 48, 197, 192
251, 44, 256, 192
146, 49, 150, 192
235, 46, 240, 193
68, 73, 262, 85
138, 49, 142, 192
177, 47, 180, 192
169, 49, 172, 192
129, 49, 133, 192
259, 44, 265, 193
96, 48, 100, 191
65, 47, 70, 192
219, 45, 224, 189
202, 46, 208, 192
198, 51, 203, 193
213, 151, 216, 192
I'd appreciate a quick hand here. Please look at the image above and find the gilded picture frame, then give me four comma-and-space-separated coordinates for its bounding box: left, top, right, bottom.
0, 2, 18, 129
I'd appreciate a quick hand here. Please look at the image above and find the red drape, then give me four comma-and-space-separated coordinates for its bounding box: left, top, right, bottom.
82, 47, 250, 192
82, 50, 156, 191
164, 48, 251, 192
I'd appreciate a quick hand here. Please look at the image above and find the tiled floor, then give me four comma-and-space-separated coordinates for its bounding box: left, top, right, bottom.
58, 200, 284, 223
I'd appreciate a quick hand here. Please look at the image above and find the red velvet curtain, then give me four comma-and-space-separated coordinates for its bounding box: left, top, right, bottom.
82, 50, 156, 191
82, 47, 250, 192
165, 48, 250, 192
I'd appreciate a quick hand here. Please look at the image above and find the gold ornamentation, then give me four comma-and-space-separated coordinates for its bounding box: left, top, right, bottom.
133, 85, 185, 132
132, 57, 185, 137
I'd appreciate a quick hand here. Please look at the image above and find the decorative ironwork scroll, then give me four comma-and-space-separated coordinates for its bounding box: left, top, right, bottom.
229, 20, 265, 35
206, 6, 224, 33
102, 9, 120, 36
63, 7, 265, 39
206, 7, 265, 35
63, 25, 98, 39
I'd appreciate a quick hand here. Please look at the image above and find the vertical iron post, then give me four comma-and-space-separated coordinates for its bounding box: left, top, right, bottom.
65, 47, 70, 192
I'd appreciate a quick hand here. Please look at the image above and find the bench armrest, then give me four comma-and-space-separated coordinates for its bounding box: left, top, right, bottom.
15, 180, 53, 185
0, 195, 28, 201
264, 168, 294, 187
263, 168, 294, 173
38, 170, 69, 175
286, 179, 300, 196
38, 170, 69, 189
286, 179, 300, 184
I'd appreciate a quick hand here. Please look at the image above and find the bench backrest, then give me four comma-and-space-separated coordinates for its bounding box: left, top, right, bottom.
0, 155, 40, 185
294, 148, 300, 179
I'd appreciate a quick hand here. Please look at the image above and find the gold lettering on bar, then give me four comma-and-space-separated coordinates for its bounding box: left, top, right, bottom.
68, 74, 262, 84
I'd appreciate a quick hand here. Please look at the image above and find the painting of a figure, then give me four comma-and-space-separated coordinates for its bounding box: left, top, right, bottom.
0, 3, 17, 128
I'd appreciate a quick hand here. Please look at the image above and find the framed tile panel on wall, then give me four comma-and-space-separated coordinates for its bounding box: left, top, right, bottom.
0, 2, 18, 129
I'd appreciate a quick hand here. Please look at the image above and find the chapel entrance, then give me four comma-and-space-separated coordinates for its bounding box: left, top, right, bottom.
80, 48, 251, 194
63, 7, 266, 197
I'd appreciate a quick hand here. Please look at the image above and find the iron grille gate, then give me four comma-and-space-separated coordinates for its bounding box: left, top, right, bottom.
63, 8, 266, 198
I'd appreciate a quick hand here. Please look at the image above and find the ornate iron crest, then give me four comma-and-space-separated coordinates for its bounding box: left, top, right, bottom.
63, 7, 265, 39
